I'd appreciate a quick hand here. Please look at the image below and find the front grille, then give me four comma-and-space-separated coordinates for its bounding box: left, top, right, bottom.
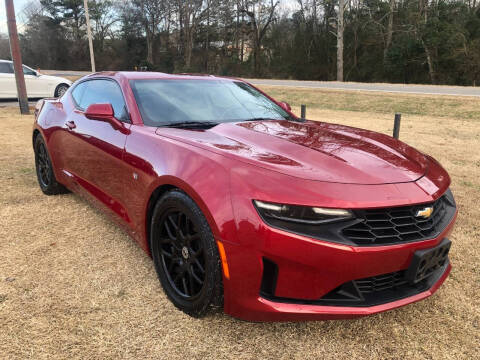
259, 244, 450, 308
314, 261, 448, 307
354, 271, 407, 294
342, 195, 453, 245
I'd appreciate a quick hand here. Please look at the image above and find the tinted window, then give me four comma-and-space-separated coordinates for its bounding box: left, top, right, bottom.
71, 82, 88, 106
0, 62, 13, 74
130, 79, 290, 126
76, 79, 128, 121
22, 65, 36, 76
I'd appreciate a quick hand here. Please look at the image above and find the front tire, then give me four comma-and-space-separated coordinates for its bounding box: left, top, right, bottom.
150, 190, 223, 317
34, 135, 69, 195
54, 83, 69, 98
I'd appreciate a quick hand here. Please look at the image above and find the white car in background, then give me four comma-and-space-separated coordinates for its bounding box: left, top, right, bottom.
0, 59, 72, 99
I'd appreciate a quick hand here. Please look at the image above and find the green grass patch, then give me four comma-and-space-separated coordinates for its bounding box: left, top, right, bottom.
261, 86, 480, 120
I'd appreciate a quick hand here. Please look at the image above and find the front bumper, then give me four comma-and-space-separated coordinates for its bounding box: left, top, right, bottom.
221, 211, 456, 322
255, 263, 450, 321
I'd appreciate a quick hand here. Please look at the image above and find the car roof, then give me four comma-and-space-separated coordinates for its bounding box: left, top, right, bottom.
86, 71, 241, 83
0, 59, 12, 63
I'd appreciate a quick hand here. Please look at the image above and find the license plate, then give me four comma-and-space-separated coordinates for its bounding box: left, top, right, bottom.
405, 238, 451, 284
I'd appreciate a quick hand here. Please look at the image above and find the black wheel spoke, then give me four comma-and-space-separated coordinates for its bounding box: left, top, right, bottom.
177, 213, 186, 238
193, 257, 205, 274
173, 268, 185, 283
182, 277, 189, 296
167, 261, 175, 273
164, 220, 176, 241
183, 216, 189, 236
159, 236, 173, 244
161, 248, 174, 258
190, 266, 203, 285
188, 271, 195, 294
188, 234, 200, 243
191, 247, 203, 258
168, 215, 178, 231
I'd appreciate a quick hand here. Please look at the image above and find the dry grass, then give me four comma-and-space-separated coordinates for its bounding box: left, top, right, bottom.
0, 90, 479, 359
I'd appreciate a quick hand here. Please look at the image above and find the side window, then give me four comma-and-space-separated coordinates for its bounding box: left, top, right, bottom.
0, 62, 13, 74
71, 82, 88, 107
79, 79, 129, 122
22, 65, 36, 76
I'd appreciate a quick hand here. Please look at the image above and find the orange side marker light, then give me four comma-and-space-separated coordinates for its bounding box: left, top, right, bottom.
216, 240, 230, 280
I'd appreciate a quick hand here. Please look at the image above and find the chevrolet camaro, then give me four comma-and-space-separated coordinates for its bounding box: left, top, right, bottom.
32, 72, 457, 321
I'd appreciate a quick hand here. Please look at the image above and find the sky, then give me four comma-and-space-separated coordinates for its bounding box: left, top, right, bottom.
0, 0, 31, 34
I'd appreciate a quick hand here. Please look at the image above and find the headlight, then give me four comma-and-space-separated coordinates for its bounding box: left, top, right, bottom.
253, 200, 353, 225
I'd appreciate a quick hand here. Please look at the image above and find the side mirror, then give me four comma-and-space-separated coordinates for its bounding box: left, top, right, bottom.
85, 103, 114, 121
85, 103, 130, 134
279, 101, 291, 112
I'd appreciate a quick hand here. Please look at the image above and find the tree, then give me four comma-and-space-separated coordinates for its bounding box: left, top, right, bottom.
10, 0, 480, 85
240, 0, 279, 76
132, 0, 166, 65
175, 0, 206, 70
384, 0, 395, 61
336, 0, 345, 81
0, 34, 11, 60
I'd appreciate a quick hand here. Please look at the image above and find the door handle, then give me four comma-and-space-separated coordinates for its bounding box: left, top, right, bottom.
66, 120, 76, 130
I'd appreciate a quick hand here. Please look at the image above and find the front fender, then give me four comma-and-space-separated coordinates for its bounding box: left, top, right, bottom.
123, 125, 240, 253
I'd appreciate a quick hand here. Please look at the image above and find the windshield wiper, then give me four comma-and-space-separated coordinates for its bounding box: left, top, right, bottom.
243, 117, 295, 122
243, 117, 272, 122
159, 121, 219, 129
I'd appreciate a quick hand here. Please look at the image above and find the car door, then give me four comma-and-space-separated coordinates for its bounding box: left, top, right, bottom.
61, 78, 133, 225
22, 65, 44, 97
0, 62, 16, 98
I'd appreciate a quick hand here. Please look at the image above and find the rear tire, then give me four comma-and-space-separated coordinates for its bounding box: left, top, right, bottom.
34, 135, 69, 195
150, 190, 223, 317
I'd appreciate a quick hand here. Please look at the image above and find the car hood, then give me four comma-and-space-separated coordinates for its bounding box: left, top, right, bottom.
156, 120, 428, 185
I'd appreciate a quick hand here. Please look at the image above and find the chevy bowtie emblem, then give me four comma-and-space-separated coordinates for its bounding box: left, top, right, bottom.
416, 207, 434, 218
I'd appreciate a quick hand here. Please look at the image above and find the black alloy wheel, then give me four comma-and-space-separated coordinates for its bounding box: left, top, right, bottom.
36, 141, 51, 188
150, 190, 223, 317
34, 135, 69, 195
159, 209, 206, 298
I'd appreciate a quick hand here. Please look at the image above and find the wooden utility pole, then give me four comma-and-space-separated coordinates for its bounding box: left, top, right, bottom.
5, 0, 29, 114
83, 0, 96, 72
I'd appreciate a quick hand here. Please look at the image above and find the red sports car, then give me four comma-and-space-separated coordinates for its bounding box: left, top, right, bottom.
33, 72, 457, 321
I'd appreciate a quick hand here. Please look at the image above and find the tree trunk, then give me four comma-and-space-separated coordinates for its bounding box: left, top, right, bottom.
337, 0, 344, 82
423, 41, 436, 84
205, 1, 210, 72
185, 37, 192, 68
185, 26, 193, 69
253, 41, 260, 76
384, 0, 394, 60
146, 26, 154, 64
421, 0, 436, 84
240, 11, 244, 62
235, 1, 240, 56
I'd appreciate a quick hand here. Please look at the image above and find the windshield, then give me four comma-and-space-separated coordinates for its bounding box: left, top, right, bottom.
130, 79, 291, 127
